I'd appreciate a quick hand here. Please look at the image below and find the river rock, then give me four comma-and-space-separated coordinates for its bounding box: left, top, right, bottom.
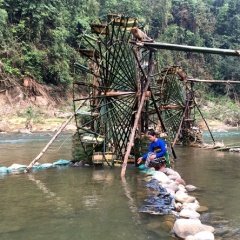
178, 184, 187, 192
165, 168, 181, 177
185, 236, 195, 240
175, 190, 189, 203
182, 202, 200, 211
193, 230, 215, 240
18, 128, 32, 134
186, 184, 197, 192
179, 208, 200, 218
173, 218, 215, 239
168, 174, 180, 180
166, 169, 181, 179
0, 122, 10, 132
196, 206, 209, 213
162, 181, 179, 192
175, 202, 182, 211
138, 166, 216, 239
152, 171, 170, 183
165, 187, 175, 196
185, 196, 197, 203
175, 177, 186, 185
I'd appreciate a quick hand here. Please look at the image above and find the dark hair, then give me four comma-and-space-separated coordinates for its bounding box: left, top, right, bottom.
147, 129, 156, 136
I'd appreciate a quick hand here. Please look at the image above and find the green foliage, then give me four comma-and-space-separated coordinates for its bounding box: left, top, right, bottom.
1, 59, 21, 75
0, 8, 7, 39
17, 104, 45, 124
197, 94, 240, 125
25, 105, 34, 120
0, 0, 239, 102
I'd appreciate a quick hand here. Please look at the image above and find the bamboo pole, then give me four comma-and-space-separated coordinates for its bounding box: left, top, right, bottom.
121, 51, 154, 177
24, 101, 86, 173
194, 99, 215, 144
143, 42, 240, 57
187, 78, 240, 84
172, 99, 190, 148
149, 88, 177, 159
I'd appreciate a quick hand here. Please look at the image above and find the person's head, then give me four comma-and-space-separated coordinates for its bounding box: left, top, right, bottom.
147, 129, 157, 142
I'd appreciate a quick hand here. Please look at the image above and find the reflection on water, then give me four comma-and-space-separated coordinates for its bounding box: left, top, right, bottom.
1, 131, 240, 239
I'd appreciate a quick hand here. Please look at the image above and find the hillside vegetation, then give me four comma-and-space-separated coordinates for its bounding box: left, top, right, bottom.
0, 0, 240, 128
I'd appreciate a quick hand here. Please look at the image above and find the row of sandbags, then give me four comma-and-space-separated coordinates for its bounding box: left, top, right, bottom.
0, 159, 71, 173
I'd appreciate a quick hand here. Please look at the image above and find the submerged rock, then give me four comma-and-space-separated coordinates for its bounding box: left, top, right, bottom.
173, 218, 215, 239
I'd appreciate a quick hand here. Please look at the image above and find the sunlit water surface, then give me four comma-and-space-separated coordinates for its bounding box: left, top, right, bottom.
0, 130, 240, 239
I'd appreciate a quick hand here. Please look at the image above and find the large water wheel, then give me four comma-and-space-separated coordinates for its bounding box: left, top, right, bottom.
73, 14, 196, 164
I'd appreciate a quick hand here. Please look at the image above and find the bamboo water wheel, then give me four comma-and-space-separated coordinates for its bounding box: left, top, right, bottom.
73, 14, 197, 164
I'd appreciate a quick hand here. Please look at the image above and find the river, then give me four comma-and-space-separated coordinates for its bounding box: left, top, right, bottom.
0, 130, 240, 239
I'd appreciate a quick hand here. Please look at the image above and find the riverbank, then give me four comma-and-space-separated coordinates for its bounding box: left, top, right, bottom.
0, 115, 77, 133
2, 117, 234, 135
0, 115, 234, 134
0, 116, 77, 133
198, 119, 238, 132
0, 98, 77, 133
0, 96, 235, 134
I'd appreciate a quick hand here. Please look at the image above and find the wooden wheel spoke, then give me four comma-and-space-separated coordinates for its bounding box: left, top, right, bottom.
74, 14, 192, 165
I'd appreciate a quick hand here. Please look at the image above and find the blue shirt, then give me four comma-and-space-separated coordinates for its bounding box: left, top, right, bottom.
142, 138, 166, 159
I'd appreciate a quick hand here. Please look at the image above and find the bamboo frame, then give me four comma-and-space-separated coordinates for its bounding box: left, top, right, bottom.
187, 78, 240, 84
121, 50, 154, 177
143, 42, 240, 57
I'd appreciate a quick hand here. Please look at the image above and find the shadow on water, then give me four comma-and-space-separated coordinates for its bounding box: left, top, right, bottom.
1, 131, 240, 239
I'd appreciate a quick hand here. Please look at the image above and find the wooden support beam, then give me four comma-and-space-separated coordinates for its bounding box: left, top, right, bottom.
187, 78, 240, 84
172, 99, 190, 148
160, 105, 184, 110
121, 50, 154, 177
142, 42, 240, 57
105, 91, 136, 97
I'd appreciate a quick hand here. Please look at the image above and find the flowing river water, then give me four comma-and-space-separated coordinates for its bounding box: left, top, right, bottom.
0, 130, 240, 239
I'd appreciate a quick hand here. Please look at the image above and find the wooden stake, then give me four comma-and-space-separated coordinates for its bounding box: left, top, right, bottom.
121, 51, 154, 177
172, 98, 190, 148
24, 101, 86, 173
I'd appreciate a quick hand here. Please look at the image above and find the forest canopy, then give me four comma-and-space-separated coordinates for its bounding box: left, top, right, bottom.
0, 0, 240, 98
